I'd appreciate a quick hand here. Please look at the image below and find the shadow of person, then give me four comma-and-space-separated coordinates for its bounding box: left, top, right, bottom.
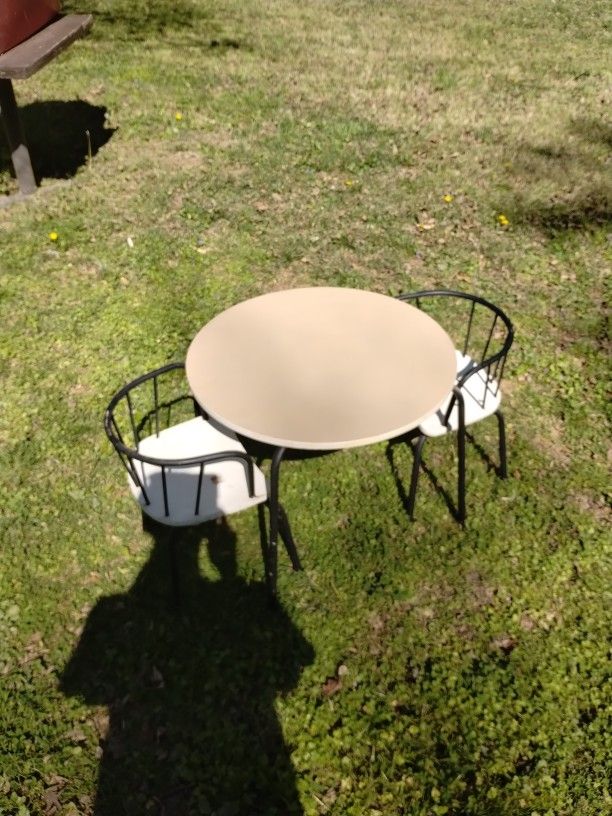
91, 0, 211, 40
0, 100, 115, 183
60, 517, 314, 816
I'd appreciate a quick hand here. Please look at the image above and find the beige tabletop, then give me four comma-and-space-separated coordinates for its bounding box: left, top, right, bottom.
186, 287, 456, 451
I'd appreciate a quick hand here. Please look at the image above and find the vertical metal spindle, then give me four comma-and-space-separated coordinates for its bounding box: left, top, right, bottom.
463, 300, 476, 356
126, 391, 137, 446
153, 376, 160, 437
481, 313, 497, 367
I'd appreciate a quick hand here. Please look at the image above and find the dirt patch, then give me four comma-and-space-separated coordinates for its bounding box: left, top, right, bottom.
571, 491, 611, 525
531, 417, 572, 467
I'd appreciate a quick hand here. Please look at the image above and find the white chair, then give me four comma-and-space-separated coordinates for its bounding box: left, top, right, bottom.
395, 291, 514, 522
104, 363, 300, 580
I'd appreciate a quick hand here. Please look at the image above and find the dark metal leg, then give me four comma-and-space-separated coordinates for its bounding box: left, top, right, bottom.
278, 503, 302, 571
0, 79, 37, 195
407, 434, 426, 520
457, 402, 466, 525
266, 446, 286, 596
495, 410, 507, 479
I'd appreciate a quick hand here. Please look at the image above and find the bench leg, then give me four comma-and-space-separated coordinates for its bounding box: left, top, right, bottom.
0, 79, 37, 195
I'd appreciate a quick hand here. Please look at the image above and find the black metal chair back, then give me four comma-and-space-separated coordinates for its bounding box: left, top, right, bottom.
397, 290, 514, 424
103, 362, 255, 520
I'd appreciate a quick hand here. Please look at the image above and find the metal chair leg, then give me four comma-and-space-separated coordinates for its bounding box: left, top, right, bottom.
407, 434, 426, 520
455, 390, 467, 524
278, 503, 302, 571
457, 427, 466, 524
495, 410, 507, 479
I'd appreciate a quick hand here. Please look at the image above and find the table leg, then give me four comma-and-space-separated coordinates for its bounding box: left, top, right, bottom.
266, 445, 286, 596
0, 79, 37, 196
278, 503, 302, 571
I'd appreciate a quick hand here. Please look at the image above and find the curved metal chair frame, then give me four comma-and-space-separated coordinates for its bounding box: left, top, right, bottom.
396, 290, 514, 523
104, 362, 300, 592
104, 363, 257, 519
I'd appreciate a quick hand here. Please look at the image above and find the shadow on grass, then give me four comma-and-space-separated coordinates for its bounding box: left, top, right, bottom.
64, 0, 242, 46
60, 517, 313, 816
0, 100, 115, 184
569, 116, 612, 149
386, 434, 460, 522
513, 190, 611, 234
508, 117, 611, 234
65, 0, 206, 36
386, 428, 502, 523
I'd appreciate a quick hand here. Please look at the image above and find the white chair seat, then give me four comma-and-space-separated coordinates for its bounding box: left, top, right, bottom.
128, 416, 267, 526
419, 350, 502, 438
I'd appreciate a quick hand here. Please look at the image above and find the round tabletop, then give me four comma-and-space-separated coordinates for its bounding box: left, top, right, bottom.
186, 287, 456, 450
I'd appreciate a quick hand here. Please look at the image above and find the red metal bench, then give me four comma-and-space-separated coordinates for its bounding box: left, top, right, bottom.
0, 13, 93, 202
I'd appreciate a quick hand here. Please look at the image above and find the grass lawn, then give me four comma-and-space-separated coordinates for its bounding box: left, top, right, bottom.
0, 0, 610, 814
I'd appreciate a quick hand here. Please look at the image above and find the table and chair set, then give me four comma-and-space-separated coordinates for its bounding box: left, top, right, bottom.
2, 7, 515, 597
104, 287, 514, 597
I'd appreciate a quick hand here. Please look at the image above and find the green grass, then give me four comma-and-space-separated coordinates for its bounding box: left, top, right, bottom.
0, 0, 610, 814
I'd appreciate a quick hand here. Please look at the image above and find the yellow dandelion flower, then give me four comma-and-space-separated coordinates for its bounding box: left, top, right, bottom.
344, 179, 354, 187
48, 231, 58, 241
175, 111, 183, 121
443, 194, 453, 203
497, 213, 510, 227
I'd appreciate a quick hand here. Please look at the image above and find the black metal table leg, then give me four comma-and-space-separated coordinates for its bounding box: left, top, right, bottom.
0, 79, 37, 196
266, 446, 286, 596
278, 503, 302, 571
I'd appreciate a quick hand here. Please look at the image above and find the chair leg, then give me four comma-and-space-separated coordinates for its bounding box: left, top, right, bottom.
407, 434, 427, 520
457, 427, 466, 524
277, 503, 302, 571
495, 410, 507, 479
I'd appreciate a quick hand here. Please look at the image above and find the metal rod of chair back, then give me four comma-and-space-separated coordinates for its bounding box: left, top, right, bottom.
103, 362, 257, 520
398, 289, 514, 428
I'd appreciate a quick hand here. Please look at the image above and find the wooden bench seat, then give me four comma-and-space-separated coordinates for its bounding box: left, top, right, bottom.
0, 14, 93, 79
0, 13, 93, 201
